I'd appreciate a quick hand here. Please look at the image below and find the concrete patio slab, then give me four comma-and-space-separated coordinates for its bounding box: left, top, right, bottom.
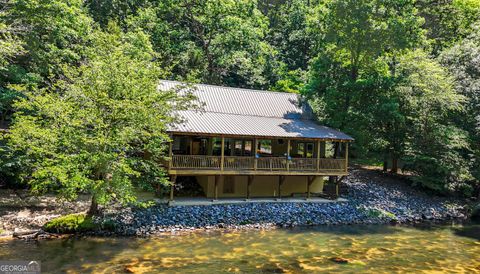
161, 197, 347, 206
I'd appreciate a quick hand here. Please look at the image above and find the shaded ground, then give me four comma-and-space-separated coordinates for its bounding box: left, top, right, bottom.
0, 190, 90, 234
0, 167, 469, 236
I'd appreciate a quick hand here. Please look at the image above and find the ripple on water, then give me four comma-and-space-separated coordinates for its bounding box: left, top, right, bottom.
0, 224, 479, 273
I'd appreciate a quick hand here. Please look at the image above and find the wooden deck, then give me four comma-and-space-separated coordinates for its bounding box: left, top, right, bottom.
168, 155, 347, 176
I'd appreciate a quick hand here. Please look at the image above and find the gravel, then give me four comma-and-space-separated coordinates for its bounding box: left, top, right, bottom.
99, 168, 467, 236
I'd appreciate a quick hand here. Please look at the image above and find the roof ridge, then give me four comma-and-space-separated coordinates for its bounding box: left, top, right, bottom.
160, 80, 300, 96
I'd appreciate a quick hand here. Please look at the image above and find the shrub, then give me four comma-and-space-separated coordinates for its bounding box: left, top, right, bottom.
43, 213, 96, 234
359, 206, 397, 221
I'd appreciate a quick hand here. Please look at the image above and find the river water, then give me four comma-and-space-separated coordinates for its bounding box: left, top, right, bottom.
0, 223, 479, 273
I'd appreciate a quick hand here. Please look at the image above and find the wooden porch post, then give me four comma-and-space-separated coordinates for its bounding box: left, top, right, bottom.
316, 139, 321, 171
286, 139, 290, 172
345, 142, 349, 173
169, 175, 177, 204
168, 138, 173, 169
220, 137, 225, 172
254, 138, 258, 170
246, 175, 253, 200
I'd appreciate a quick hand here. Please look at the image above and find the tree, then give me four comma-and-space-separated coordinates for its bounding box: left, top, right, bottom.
264, 0, 321, 93
2, 28, 195, 214
127, 0, 273, 88
267, 0, 317, 71
393, 50, 471, 193
85, 0, 151, 28
416, 0, 480, 55
439, 24, 480, 190
304, 0, 424, 167
0, 0, 93, 127
3, 0, 93, 81
0, 2, 23, 127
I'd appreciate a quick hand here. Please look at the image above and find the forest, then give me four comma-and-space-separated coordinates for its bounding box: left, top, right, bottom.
0, 0, 479, 207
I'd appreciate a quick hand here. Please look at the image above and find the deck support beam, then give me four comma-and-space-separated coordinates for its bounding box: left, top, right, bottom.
214, 175, 220, 201
169, 175, 177, 205
306, 175, 315, 199
277, 175, 285, 199
246, 175, 253, 200
336, 177, 339, 198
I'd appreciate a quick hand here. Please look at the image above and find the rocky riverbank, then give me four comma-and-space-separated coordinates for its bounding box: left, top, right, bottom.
0, 168, 469, 238
100, 168, 467, 236
0, 191, 90, 237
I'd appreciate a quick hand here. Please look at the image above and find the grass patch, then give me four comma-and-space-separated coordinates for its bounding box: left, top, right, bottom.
43, 213, 96, 234
359, 207, 397, 221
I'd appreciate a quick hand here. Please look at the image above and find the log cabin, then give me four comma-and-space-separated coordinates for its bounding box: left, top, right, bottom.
160, 80, 353, 201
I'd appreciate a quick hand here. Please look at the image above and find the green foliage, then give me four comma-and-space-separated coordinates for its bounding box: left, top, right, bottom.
417, 0, 480, 55
4, 0, 93, 80
3, 28, 195, 206
267, 0, 317, 71
127, 0, 273, 88
395, 51, 472, 193
304, 0, 473, 195
1, 0, 480, 198
85, 0, 150, 28
359, 206, 397, 221
0, 0, 92, 127
439, 25, 480, 189
0, 21, 23, 69
43, 213, 95, 233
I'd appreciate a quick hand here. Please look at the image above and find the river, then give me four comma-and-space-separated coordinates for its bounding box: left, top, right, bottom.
0, 223, 479, 273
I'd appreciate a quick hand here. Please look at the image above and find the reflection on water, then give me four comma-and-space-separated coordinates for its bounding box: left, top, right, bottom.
0, 223, 479, 273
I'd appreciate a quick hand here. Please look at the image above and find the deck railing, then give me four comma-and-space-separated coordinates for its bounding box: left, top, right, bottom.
223, 156, 255, 170
257, 157, 287, 170
289, 158, 317, 171
171, 155, 222, 169
170, 155, 346, 173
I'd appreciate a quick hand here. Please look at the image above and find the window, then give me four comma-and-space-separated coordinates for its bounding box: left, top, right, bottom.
325, 142, 335, 158
172, 137, 182, 151
234, 140, 243, 156
244, 140, 252, 156
306, 143, 314, 158
297, 143, 305, 157
223, 177, 235, 194
212, 138, 222, 156
258, 140, 272, 155
224, 139, 233, 156
172, 136, 188, 155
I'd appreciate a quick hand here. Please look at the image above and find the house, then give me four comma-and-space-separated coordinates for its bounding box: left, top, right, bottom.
160, 80, 353, 201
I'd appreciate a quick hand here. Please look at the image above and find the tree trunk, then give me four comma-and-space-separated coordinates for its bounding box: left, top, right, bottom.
391, 157, 398, 174
383, 154, 388, 172
87, 196, 99, 216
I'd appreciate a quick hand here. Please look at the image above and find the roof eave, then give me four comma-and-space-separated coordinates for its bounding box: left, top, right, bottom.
166, 130, 354, 142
